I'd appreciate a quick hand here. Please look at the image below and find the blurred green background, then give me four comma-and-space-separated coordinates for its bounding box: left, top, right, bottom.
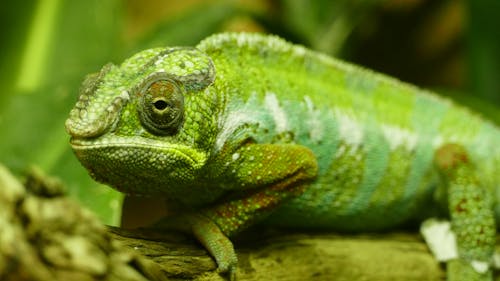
1, 0, 499, 225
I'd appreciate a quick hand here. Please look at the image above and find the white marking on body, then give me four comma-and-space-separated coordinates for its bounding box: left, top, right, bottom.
232, 153, 240, 161
154, 55, 166, 66
335, 144, 347, 158
334, 110, 363, 146
184, 60, 194, 68
215, 112, 245, 151
215, 108, 254, 151
470, 260, 490, 274
120, 90, 130, 100
304, 96, 323, 142
292, 46, 306, 57
471, 260, 490, 274
432, 135, 444, 148
265, 92, 289, 133
237, 35, 248, 47
381, 124, 419, 150
420, 219, 458, 262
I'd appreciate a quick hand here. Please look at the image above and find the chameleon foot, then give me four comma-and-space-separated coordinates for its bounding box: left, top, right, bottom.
154, 213, 238, 280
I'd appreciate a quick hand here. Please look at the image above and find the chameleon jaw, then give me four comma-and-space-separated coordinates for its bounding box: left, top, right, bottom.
69, 136, 207, 196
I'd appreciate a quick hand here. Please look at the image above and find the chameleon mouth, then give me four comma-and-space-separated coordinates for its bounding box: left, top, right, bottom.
69, 136, 207, 168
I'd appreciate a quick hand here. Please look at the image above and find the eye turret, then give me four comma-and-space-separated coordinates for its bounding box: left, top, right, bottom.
135, 47, 216, 136
138, 78, 184, 136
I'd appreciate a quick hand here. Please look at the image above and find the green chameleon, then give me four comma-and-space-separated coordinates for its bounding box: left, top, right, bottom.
65, 33, 500, 280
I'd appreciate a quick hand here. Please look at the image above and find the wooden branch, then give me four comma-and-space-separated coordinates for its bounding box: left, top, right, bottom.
108, 227, 445, 281
1, 164, 498, 281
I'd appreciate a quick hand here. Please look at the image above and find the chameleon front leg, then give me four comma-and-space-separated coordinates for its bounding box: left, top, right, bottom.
435, 144, 496, 281
157, 143, 318, 279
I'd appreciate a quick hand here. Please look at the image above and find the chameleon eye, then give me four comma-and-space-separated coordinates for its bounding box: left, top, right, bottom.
138, 79, 184, 135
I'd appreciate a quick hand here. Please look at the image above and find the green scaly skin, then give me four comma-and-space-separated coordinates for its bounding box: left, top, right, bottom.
65, 33, 500, 280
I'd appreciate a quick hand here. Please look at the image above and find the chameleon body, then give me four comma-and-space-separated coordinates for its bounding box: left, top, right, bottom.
66, 33, 500, 280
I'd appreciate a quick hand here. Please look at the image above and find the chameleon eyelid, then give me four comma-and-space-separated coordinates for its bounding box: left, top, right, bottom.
137, 76, 185, 136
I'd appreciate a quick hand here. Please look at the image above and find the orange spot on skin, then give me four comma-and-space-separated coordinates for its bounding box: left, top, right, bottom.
150, 81, 174, 93
435, 143, 469, 171
455, 198, 467, 213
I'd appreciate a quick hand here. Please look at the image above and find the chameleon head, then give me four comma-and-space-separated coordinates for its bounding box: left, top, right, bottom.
65, 47, 219, 197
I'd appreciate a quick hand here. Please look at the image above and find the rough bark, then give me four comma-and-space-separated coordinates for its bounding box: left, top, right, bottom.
0, 165, 164, 281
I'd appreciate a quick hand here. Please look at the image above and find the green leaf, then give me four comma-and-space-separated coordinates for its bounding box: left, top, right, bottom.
0, 0, 125, 225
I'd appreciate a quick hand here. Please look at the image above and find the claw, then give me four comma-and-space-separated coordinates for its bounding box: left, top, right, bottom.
216, 256, 238, 280
228, 264, 238, 281
156, 212, 239, 279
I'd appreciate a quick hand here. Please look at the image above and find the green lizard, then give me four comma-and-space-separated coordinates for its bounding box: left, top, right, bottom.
65, 33, 500, 280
